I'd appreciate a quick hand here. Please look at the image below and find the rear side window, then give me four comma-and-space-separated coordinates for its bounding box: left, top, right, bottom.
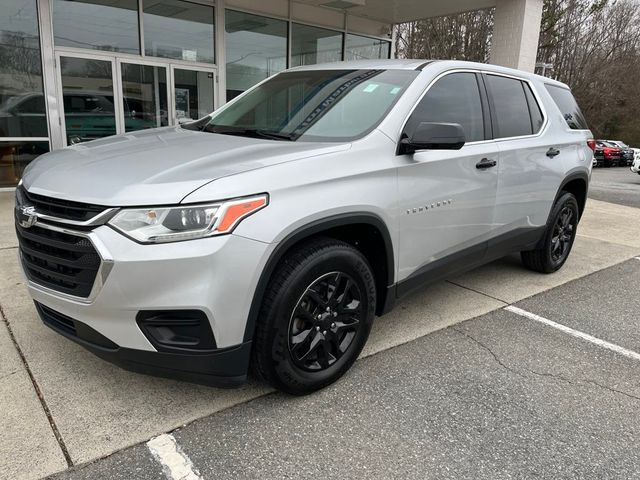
406, 72, 485, 142
545, 84, 588, 130
485, 75, 534, 138
523, 83, 544, 132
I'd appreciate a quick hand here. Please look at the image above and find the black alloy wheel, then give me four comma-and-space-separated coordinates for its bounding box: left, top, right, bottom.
252, 237, 376, 395
288, 272, 362, 372
549, 205, 575, 265
521, 191, 579, 274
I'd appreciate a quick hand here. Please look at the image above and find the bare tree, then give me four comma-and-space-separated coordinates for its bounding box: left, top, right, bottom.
395, 9, 494, 63
394, 0, 640, 144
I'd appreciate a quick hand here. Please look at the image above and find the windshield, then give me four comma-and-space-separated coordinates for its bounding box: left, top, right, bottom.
189, 69, 419, 142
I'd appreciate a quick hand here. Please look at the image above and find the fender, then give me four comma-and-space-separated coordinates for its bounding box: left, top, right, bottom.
552, 170, 590, 219
531, 170, 589, 250
242, 213, 395, 342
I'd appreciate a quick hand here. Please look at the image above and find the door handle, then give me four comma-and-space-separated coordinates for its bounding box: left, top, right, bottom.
546, 147, 560, 158
476, 158, 497, 169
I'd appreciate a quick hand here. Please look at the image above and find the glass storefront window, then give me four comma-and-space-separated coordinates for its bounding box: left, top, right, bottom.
345, 34, 390, 60
173, 68, 215, 121
59, 57, 117, 144
121, 63, 169, 131
0, 0, 47, 138
225, 10, 287, 101
291, 24, 343, 68
0, 141, 49, 188
144, 0, 215, 64
53, 0, 140, 55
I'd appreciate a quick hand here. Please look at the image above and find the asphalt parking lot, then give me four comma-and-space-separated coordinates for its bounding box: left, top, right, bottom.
589, 165, 640, 208
1, 166, 640, 479
51, 259, 640, 480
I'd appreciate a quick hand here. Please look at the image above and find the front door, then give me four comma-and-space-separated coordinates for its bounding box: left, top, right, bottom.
397, 71, 498, 283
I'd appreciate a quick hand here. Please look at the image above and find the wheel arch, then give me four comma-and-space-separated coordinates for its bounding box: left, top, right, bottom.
555, 171, 589, 220
243, 213, 395, 343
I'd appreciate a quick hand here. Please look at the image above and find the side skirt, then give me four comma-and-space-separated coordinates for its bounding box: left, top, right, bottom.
393, 226, 545, 301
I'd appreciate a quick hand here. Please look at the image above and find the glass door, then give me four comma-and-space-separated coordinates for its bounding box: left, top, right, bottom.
119, 61, 170, 132
170, 66, 216, 124
57, 54, 119, 145
56, 56, 217, 145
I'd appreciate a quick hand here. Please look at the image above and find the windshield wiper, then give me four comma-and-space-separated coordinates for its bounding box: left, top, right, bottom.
202, 124, 296, 141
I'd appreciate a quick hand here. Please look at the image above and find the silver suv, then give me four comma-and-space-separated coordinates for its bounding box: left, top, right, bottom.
16, 60, 593, 394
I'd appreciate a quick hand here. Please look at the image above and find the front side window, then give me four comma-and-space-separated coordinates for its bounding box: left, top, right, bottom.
405, 72, 485, 143
193, 69, 419, 142
486, 75, 533, 138
53, 0, 140, 54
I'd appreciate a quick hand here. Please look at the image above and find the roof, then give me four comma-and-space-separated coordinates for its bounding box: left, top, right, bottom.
287, 59, 571, 89
289, 59, 434, 71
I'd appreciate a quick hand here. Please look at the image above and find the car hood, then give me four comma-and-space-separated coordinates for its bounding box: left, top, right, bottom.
22, 127, 350, 206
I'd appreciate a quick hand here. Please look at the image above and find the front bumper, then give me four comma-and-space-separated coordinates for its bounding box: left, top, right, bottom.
35, 301, 252, 386
24, 222, 273, 386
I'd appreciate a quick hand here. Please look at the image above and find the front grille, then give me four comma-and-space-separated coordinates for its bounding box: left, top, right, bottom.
17, 186, 108, 223
17, 222, 101, 298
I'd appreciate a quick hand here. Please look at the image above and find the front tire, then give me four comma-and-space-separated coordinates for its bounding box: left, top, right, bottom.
521, 192, 579, 274
252, 238, 376, 395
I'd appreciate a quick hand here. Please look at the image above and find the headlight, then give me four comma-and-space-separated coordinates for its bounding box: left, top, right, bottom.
108, 194, 268, 243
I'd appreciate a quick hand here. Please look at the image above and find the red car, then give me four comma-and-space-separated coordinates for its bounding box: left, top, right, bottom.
594, 140, 622, 167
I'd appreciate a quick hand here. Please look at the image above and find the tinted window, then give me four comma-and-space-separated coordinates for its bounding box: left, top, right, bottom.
523, 83, 544, 133
545, 84, 588, 130
486, 75, 532, 138
405, 73, 484, 143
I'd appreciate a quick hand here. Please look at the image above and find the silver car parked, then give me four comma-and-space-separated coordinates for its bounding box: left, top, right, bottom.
16, 60, 594, 394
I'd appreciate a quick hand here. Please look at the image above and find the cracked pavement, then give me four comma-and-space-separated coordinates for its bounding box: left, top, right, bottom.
53, 258, 640, 480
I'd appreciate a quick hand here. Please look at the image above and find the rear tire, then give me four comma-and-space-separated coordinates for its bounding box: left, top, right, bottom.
521, 192, 579, 274
252, 237, 376, 395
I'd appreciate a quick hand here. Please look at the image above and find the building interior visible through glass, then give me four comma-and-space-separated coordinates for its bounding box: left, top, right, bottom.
0, 0, 390, 187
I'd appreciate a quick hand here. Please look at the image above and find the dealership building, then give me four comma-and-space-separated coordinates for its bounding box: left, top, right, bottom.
0, 0, 543, 188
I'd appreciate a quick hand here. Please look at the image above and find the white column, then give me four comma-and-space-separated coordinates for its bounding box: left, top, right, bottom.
214, 0, 226, 106
490, 0, 543, 72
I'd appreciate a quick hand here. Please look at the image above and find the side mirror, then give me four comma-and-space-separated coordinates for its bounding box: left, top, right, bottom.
397, 122, 466, 155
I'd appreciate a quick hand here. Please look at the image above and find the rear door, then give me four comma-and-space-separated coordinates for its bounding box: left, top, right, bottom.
396, 71, 499, 284
485, 74, 562, 242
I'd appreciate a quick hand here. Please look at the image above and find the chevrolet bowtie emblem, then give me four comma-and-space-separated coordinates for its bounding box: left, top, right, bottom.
18, 205, 38, 228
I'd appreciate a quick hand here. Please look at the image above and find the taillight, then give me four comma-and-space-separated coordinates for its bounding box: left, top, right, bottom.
587, 139, 596, 151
